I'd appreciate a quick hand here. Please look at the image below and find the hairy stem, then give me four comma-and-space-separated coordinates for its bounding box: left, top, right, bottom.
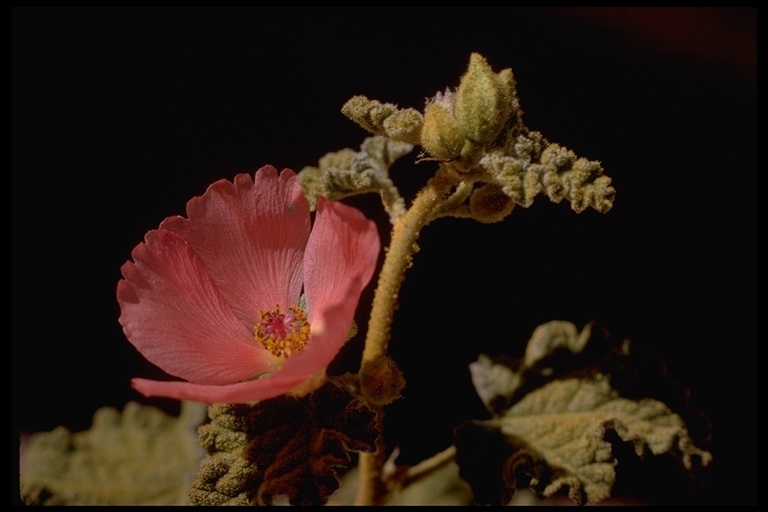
360, 167, 455, 365
355, 165, 456, 505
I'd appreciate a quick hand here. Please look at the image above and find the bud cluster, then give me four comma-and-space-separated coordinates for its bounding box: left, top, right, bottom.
421, 53, 520, 167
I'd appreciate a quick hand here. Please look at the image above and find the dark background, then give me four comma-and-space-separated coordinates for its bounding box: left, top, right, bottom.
13, 7, 755, 506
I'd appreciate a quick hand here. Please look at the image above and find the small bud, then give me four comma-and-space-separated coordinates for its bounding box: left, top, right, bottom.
470, 183, 515, 223
421, 103, 466, 161
360, 356, 406, 406
495, 67, 519, 126
455, 53, 514, 144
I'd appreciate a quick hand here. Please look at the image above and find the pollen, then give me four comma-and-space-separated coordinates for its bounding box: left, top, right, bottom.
254, 304, 311, 358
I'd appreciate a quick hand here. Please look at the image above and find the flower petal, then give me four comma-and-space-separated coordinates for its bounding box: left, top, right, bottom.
130, 374, 307, 404
267, 198, 382, 379
118, 229, 276, 385
271, 276, 368, 381
130, 296, 359, 404
303, 197, 380, 328
160, 166, 310, 327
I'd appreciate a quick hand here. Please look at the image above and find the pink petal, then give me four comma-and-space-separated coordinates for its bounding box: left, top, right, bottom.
303, 197, 380, 328
130, 296, 360, 404
131, 373, 307, 404
273, 276, 369, 381
272, 198, 381, 378
160, 166, 310, 327
118, 229, 277, 385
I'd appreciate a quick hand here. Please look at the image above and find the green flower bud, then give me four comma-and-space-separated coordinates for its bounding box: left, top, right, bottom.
421, 103, 466, 161
495, 68, 518, 118
455, 53, 515, 144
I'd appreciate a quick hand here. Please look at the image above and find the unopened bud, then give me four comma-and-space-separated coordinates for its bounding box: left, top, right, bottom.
455, 53, 515, 144
470, 183, 515, 223
421, 103, 466, 161
360, 356, 406, 406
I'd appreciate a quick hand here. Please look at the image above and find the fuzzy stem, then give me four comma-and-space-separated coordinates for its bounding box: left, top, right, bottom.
355, 166, 456, 505
360, 167, 455, 366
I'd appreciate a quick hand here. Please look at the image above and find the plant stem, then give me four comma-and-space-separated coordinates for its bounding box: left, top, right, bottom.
355, 166, 456, 505
354, 405, 387, 506
360, 167, 455, 366
397, 445, 457, 490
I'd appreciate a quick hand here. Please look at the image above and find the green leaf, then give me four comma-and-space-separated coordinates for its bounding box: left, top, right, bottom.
469, 320, 610, 415
190, 379, 378, 506
457, 377, 712, 505
341, 95, 424, 145
297, 136, 412, 219
458, 321, 712, 505
478, 132, 616, 213
20, 401, 206, 505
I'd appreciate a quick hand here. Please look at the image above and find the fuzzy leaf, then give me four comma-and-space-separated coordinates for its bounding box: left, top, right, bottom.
297, 136, 411, 220
341, 95, 424, 145
19, 401, 206, 505
190, 379, 378, 506
469, 321, 610, 416
467, 354, 522, 415
478, 132, 616, 213
458, 321, 712, 505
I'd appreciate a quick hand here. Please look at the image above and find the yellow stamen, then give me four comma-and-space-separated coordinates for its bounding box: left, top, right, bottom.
254, 304, 311, 358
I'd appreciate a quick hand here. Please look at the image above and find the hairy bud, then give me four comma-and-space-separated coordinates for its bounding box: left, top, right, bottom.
455, 53, 515, 144
470, 183, 515, 223
421, 103, 466, 161
360, 356, 406, 406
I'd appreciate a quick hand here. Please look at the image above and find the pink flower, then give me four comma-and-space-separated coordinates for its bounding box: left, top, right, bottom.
117, 165, 380, 404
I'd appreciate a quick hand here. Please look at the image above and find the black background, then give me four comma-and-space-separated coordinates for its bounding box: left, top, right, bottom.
13, 7, 755, 506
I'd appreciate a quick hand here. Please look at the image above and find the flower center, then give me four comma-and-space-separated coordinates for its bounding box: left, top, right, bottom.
254, 304, 310, 358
